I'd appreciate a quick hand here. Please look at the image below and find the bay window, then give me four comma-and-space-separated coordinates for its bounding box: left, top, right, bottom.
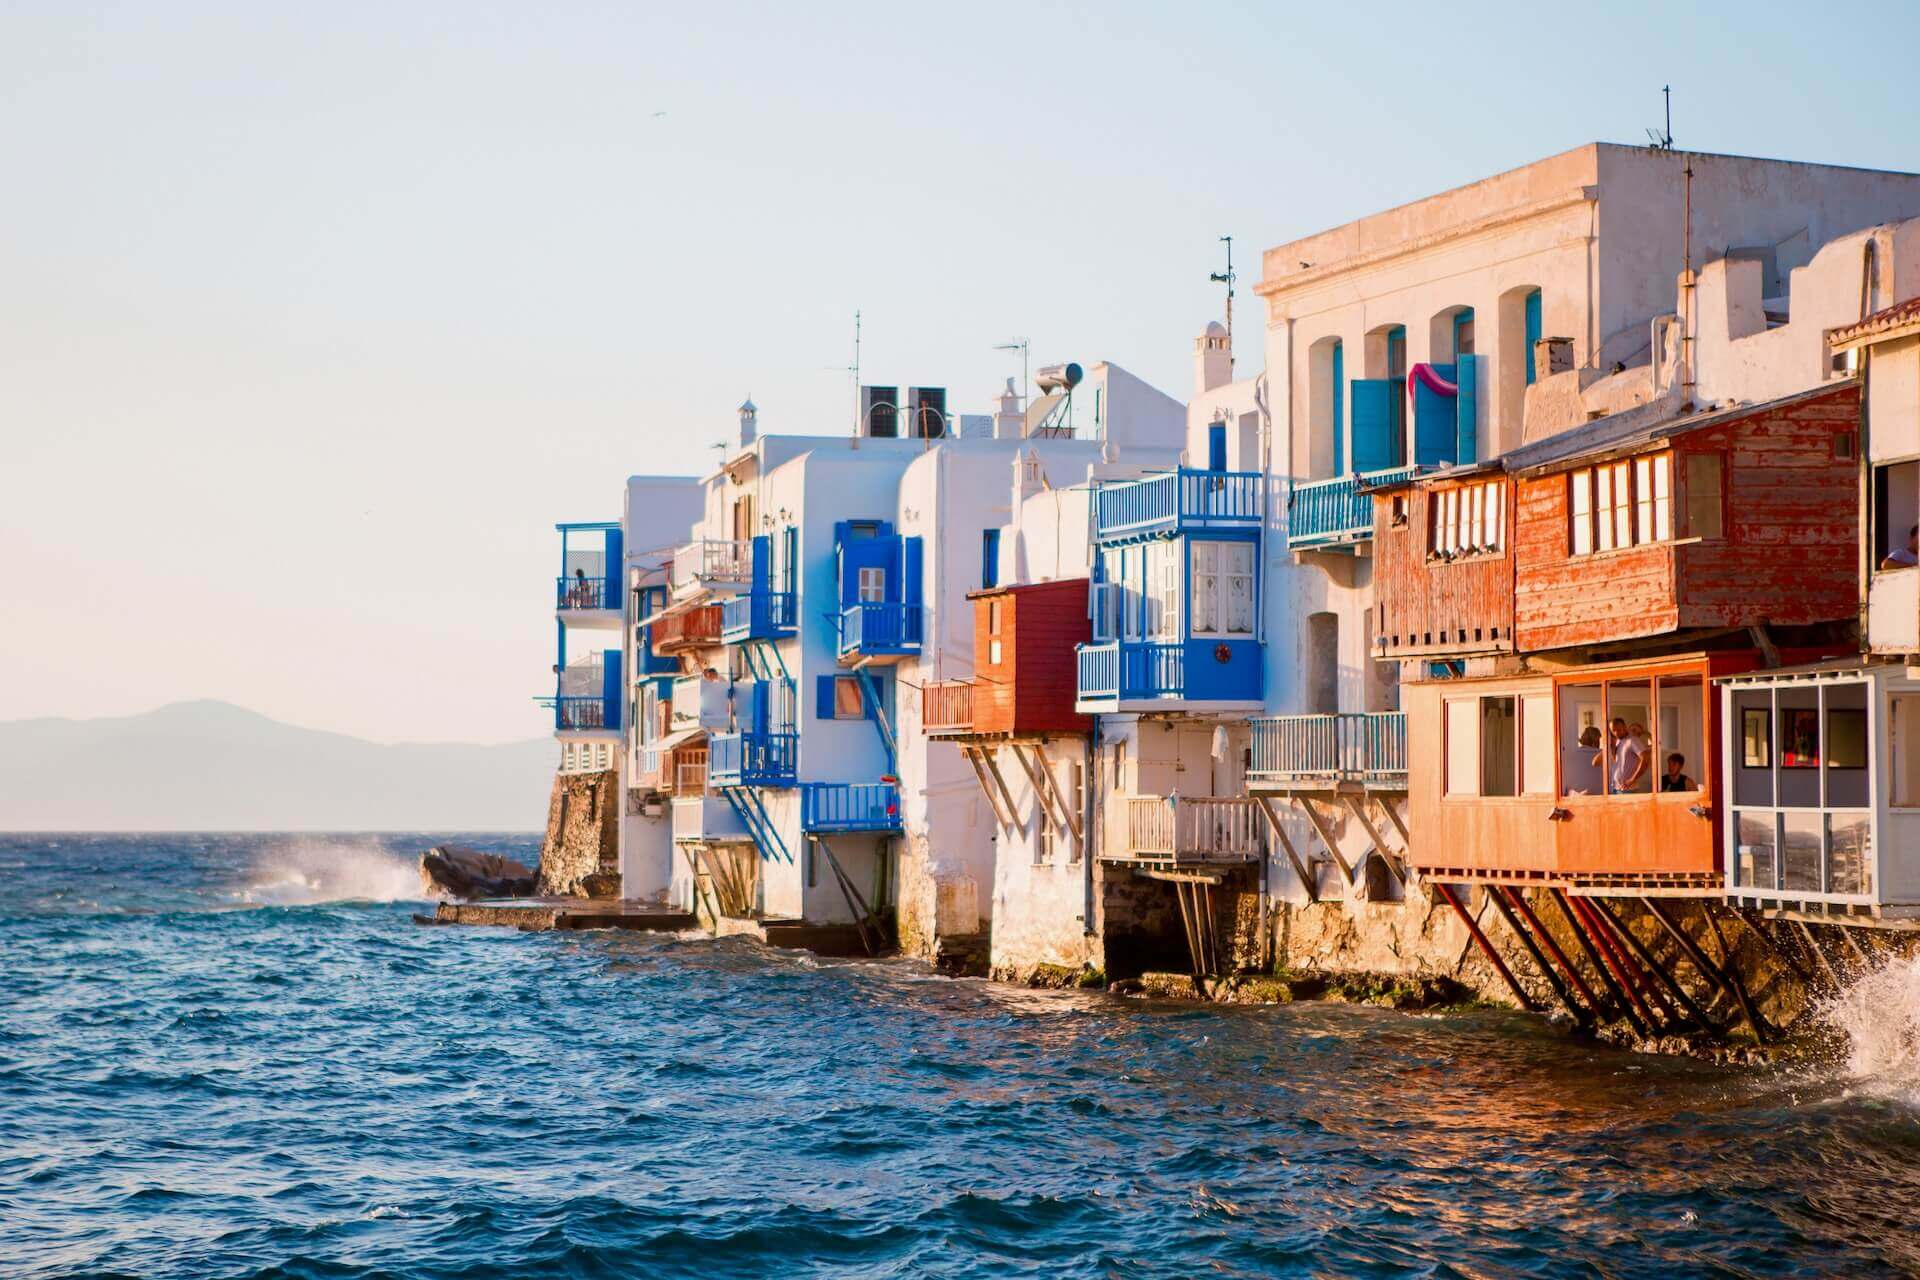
1191, 540, 1254, 637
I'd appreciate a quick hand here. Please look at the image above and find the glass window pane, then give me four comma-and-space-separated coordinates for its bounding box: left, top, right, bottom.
1635, 457, 1654, 543
1571, 471, 1593, 555
1595, 468, 1615, 551
1653, 454, 1673, 540
1736, 811, 1777, 889
1828, 813, 1872, 896
1613, 464, 1633, 550
1522, 692, 1555, 795
1605, 679, 1654, 794
1445, 699, 1479, 796
1782, 812, 1823, 891
1656, 674, 1703, 794
1480, 696, 1518, 796
1559, 684, 1606, 796
1686, 453, 1723, 538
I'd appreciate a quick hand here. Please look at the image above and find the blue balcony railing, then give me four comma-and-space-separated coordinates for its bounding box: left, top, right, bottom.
709, 730, 799, 787
1094, 468, 1263, 542
801, 782, 903, 833
838, 602, 924, 658
1076, 641, 1185, 701
720, 590, 798, 643
1287, 466, 1420, 550
556, 576, 612, 610
541, 694, 618, 733
1249, 712, 1407, 784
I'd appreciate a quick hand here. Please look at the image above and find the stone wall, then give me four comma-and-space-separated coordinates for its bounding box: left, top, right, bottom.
536, 769, 620, 898
895, 830, 983, 969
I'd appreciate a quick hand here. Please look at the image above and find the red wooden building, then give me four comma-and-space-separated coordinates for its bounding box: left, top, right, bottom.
1372, 464, 1517, 662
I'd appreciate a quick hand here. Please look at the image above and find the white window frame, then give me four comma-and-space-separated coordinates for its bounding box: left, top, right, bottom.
857, 566, 886, 603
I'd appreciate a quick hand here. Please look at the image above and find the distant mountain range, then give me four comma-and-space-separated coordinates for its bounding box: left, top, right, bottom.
0, 700, 551, 831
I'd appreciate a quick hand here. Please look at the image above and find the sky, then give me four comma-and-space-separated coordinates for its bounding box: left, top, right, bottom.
3, 1, 1918, 745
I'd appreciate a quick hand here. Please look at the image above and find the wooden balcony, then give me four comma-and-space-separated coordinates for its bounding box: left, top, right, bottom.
1287, 466, 1420, 552
1249, 712, 1407, 789
921, 680, 974, 736
1110, 795, 1265, 865
1093, 468, 1263, 544
651, 604, 724, 655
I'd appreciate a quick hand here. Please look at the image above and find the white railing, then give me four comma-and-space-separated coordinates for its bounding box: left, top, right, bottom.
672, 538, 752, 589
1125, 795, 1265, 861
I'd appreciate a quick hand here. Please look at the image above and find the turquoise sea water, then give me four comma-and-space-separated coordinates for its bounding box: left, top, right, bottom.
4, 833, 1920, 1279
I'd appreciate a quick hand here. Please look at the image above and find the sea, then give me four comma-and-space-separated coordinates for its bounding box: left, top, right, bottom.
4, 833, 1920, 1279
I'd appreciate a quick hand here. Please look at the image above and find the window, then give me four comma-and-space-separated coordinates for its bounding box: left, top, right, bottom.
1480, 697, 1518, 796
1037, 816, 1054, 865
1872, 459, 1919, 571
1147, 542, 1181, 640
987, 599, 1004, 665
1522, 693, 1554, 795
1190, 540, 1254, 636
1429, 480, 1506, 558
1685, 454, 1724, 539
1569, 454, 1673, 556
981, 529, 1000, 589
1893, 694, 1920, 808
833, 677, 865, 719
857, 566, 886, 603
1068, 763, 1085, 862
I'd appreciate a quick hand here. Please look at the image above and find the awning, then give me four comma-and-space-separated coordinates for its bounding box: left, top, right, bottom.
645, 726, 706, 753
639, 590, 711, 629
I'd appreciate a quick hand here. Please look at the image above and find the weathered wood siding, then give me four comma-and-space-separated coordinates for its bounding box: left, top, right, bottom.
971, 579, 1090, 738
1372, 487, 1516, 659
1513, 382, 1860, 653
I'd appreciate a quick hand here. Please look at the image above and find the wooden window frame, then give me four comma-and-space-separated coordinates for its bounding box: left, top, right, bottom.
1568, 452, 1678, 558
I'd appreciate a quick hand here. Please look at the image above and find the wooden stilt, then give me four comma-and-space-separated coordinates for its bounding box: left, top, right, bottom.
1551, 889, 1646, 1036
816, 837, 880, 956
964, 747, 1013, 831
1171, 882, 1207, 996
1701, 905, 1772, 1043
1578, 897, 1682, 1029
1512, 890, 1606, 1016
1643, 897, 1741, 1006
1838, 924, 1873, 969
1254, 796, 1318, 904
1795, 919, 1844, 993
1488, 885, 1589, 1026
1436, 883, 1538, 1012
1295, 797, 1356, 885
1732, 907, 1816, 988
1592, 899, 1717, 1032
1572, 896, 1666, 1030
1340, 795, 1405, 886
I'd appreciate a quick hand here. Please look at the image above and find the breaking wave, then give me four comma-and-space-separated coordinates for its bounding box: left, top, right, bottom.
1822, 952, 1920, 1105
239, 837, 437, 906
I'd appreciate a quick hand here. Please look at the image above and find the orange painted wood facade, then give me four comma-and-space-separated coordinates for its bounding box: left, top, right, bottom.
1372, 477, 1516, 660
1512, 382, 1861, 653
967, 579, 1091, 738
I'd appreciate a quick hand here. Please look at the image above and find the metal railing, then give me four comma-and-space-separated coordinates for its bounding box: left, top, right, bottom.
1124, 795, 1266, 861
651, 604, 724, 651
921, 680, 973, 733
1076, 641, 1183, 700
839, 602, 924, 656
709, 730, 799, 787
800, 782, 903, 833
556, 576, 612, 610
672, 538, 752, 588
1094, 468, 1263, 540
720, 589, 797, 641
1249, 712, 1408, 784
1287, 465, 1420, 549
552, 695, 609, 731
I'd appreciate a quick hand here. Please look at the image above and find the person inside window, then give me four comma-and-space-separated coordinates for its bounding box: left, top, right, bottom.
1660, 752, 1694, 792
1882, 524, 1919, 570
1600, 717, 1649, 794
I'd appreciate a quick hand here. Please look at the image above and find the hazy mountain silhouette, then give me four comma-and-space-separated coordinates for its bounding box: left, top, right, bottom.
0, 700, 551, 831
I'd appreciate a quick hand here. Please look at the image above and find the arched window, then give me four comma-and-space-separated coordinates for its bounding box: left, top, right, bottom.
1307, 337, 1345, 479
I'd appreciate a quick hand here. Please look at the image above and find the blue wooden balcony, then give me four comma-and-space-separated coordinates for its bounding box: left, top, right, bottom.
800, 782, 902, 834
709, 730, 799, 787
1249, 712, 1407, 786
1076, 638, 1261, 707
1076, 641, 1182, 701
555, 521, 622, 615
1287, 466, 1419, 551
538, 693, 620, 733
1093, 468, 1262, 544
838, 602, 924, 663
720, 589, 797, 643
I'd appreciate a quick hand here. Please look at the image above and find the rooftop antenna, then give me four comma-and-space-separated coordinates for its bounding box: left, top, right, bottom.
1209, 236, 1236, 368
992, 338, 1030, 408
851, 310, 861, 435
1646, 84, 1674, 150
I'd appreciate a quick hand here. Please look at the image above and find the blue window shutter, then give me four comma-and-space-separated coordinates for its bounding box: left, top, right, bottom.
902, 537, 924, 606
1453, 307, 1475, 358
815, 675, 836, 720
1331, 342, 1345, 475
1350, 380, 1396, 474
1207, 423, 1226, 471
981, 529, 999, 589
782, 526, 797, 592
602, 649, 622, 730
1524, 290, 1542, 384
1413, 364, 1456, 467
1455, 355, 1478, 465
604, 528, 623, 603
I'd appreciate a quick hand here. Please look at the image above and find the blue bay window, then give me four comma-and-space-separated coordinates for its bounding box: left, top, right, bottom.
835, 520, 924, 662
1078, 531, 1261, 707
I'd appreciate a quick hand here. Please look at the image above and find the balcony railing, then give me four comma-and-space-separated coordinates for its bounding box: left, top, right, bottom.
1287, 466, 1420, 550
675, 755, 709, 796
1121, 795, 1265, 862
838, 602, 924, 658
801, 782, 903, 833
921, 680, 973, 734
651, 604, 724, 653
672, 538, 753, 589
1249, 712, 1408, 785
1093, 468, 1263, 541
556, 576, 612, 610
720, 589, 798, 643
1076, 641, 1184, 701
551, 695, 610, 731
709, 730, 799, 787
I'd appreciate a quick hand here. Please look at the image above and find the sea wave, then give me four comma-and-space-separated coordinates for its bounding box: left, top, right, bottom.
237, 836, 440, 906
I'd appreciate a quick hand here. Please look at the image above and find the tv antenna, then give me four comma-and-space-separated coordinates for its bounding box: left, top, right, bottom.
1646, 85, 1674, 151
1209, 236, 1236, 367
992, 338, 1029, 408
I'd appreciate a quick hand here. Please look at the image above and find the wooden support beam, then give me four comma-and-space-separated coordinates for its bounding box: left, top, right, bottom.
1578, 897, 1683, 1029
1295, 796, 1357, 884
815, 836, 881, 956
1510, 889, 1607, 1018
1171, 881, 1208, 997
1838, 923, 1873, 968
1023, 742, 1083, 842
1795, 919, 1845, 993
1592, 899, 1717, 1032
1701, 905, 1772, 1043
1570, 895, 1666, 1031
1642, 898, 1776, 1041
963, 747, 1014, 831
1551, 888, 1646, 1036
1340, 794, 1405, 887
1488, 886, 1589, 1027
979, 747, 1026, 834
1730, 906, 1816, 989
1436, 882, 1538, 1012
1375, 792, 1411, 848
1013, 743, 1078, 844
1254, 796, 1318, 905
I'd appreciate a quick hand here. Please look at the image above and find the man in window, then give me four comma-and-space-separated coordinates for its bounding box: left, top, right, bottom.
1659, 753, 1694, 793
1882, 524, 1918, 570
1603, 717, 1649, 794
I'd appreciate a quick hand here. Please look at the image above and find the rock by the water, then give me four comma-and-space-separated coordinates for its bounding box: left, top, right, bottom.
419, 845, 536, 900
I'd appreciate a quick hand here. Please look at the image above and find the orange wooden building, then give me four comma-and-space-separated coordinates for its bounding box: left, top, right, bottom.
1399, 381, 1864, 888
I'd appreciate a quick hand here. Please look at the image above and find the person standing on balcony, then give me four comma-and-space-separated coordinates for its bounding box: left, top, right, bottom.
570, 566, 591, 607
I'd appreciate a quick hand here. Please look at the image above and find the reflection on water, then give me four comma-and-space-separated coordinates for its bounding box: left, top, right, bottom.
3, 834, 1919, 1279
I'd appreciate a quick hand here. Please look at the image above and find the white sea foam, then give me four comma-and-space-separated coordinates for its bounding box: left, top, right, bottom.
1822, 952, 1920, 1105
239, 837, 439, 906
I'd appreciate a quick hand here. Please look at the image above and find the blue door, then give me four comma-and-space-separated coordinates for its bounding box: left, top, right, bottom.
1207, 422, 1226, 472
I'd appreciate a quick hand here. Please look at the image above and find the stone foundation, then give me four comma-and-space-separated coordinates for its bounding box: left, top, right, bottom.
536, 769, 620, 898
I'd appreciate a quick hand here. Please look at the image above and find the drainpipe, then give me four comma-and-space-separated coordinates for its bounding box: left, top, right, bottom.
1083, 724, 1098, 940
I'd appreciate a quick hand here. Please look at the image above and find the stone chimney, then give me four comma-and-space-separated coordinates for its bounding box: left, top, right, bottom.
1195, 320, 1231, 395
993, 378, 1023, 440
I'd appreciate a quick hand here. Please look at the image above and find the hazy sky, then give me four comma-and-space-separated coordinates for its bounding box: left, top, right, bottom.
4, 2, 1917, 744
